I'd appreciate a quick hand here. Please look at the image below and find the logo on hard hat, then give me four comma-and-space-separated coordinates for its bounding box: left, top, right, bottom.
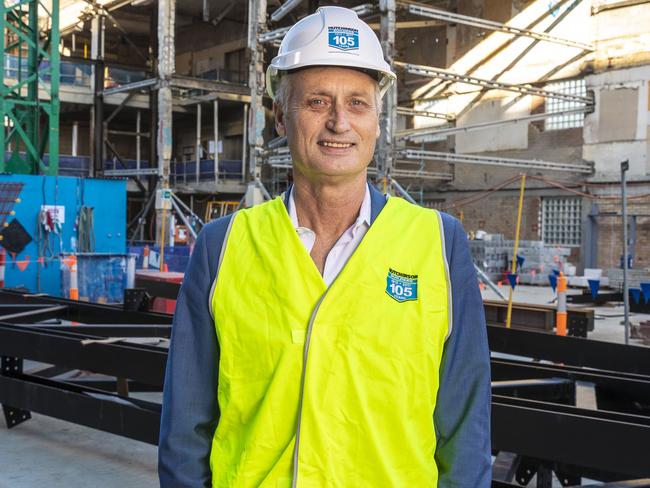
327, 26, 359, 51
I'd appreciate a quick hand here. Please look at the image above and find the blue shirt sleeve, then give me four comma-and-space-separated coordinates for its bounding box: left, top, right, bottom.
434, 214, 492, 487
158, 216, 232, 488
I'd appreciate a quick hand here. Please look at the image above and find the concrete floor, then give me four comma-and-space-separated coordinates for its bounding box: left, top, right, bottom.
0, 392, 159, 488
1, 285, 648, 487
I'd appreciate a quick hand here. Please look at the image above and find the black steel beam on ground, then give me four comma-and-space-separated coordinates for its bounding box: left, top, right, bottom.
0, 323, 167, 386
0, 374, 160, 445
492, 398, 650, 479
494, 479, 650, 487
0, 289, 172, 324
62, 377, 162, 393
0, 305, 68, 323
576, 480, 650, 487
30, 323, 172, 338
491, 378, 574, 403
0, 304, 63, 314
494, 394, 650, 427
488, 325, 650, 376
567, 291, 623, 305
491, 358, 650, 407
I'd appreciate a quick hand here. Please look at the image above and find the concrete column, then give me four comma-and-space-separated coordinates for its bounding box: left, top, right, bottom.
246, 0, 267, 182
377, 0, 396, 179
156, 0, 175, 247
213, 99, 219, 181
242, 103, 248, 183
196, 103, 202, 183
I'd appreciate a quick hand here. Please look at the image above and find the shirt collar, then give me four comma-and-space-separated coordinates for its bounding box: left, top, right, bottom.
288, 183, 371, 235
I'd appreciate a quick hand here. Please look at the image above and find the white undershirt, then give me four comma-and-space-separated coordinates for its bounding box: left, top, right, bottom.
288, 184, 371, 286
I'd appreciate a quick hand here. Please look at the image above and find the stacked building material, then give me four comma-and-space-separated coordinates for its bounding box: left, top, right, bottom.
469, 234, 573, 284
605, 268, 650, 289
468, 234, 509, 282
507, 242, 572, 285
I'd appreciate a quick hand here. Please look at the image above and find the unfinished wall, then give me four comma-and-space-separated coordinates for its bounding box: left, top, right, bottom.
455, 94, 530, 152
590, 2, 650, 71
584, 65, 650, 178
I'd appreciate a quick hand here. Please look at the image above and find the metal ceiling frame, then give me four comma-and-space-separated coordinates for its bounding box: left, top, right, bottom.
401, 149, 593, 173
395, 61, 594, 104
400, 0, 594, 51
397, 106, 592, 140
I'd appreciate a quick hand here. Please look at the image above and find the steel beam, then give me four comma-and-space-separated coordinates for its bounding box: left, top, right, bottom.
401, 149, 593, 173
396, 106, 455, 121
398, 107, 592, 140
492, 397, 650, 478
390, 168, 454, 180
0, 323, 167, 385
488, 325, 650, 376
0, 290, 172, 325
103, 78, 158, 96
395, 61, 594, 104
104, 168, 160, 176
492, 358, 650, 405
30, 324, 171, 338
170, 76, 248, 94
0, 374, 160, 444
401, 1, 594, 51
270, 0, 303, 22
0, 305, 68, 323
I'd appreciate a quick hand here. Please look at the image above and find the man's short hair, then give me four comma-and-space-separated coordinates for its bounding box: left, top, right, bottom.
274, 70, 384, 115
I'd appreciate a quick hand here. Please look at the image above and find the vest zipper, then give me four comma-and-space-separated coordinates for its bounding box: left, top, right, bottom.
291, 288, 331, 488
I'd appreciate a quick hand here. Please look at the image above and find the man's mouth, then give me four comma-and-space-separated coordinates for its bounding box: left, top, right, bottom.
318, 141, 354, 149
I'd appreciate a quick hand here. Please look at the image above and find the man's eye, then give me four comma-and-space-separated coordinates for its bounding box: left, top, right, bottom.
309, 99, 325, 106
351, 99, 368, 107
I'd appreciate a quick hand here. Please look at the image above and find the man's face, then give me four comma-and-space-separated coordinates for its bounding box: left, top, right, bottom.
274, 66, 381, 182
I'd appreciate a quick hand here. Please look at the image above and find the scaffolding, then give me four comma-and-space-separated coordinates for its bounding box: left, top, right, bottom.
252, 0, 596, 196
0, 0, 60, 175
33, 0, 603, 232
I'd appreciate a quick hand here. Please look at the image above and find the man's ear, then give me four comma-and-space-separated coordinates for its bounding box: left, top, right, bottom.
274, 101, 286, 136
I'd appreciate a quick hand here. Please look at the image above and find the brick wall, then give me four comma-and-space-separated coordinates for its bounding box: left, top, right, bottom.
595, 197, 650, 269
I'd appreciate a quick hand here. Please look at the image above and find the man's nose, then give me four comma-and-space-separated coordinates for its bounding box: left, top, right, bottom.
325, 103, 351, 133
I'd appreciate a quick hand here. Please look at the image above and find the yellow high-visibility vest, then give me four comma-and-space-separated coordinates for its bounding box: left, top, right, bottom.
210, 195, 450, 487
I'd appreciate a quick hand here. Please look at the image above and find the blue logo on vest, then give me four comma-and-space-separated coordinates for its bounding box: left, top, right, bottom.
386, 268, 418, 303
328, 26, 359, 51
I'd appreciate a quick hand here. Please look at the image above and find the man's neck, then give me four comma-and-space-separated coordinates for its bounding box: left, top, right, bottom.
292, 174, 367, 238
292, 174, 368, 275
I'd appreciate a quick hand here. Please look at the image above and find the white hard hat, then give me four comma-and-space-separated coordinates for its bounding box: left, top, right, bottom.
266, 6, 396, 98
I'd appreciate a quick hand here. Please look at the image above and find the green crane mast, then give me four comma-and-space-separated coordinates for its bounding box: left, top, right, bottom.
1, 0, 60, 175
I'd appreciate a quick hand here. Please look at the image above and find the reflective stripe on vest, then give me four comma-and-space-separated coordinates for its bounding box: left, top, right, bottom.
210, 195, 450, 487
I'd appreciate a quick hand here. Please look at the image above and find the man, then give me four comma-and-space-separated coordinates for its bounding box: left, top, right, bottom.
159, 6, 491, 487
